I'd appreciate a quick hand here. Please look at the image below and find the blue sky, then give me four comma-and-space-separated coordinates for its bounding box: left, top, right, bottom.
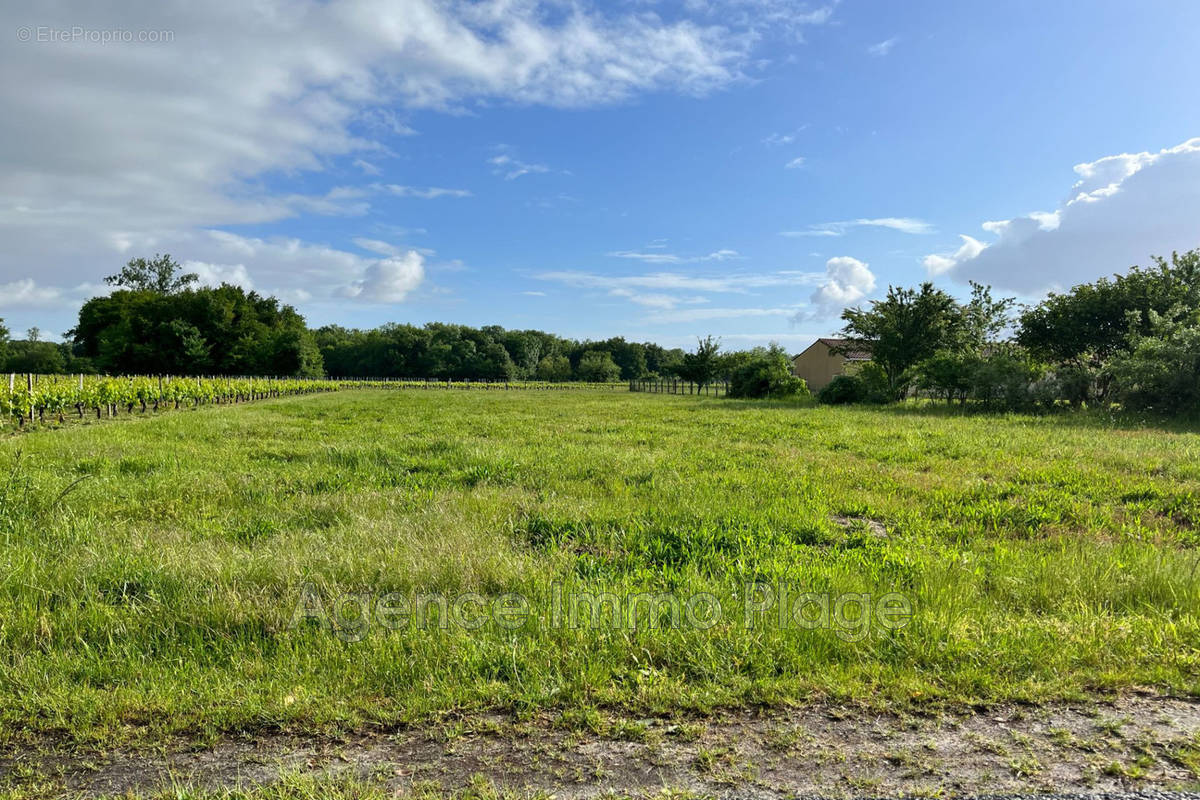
3, 0, 1200, 351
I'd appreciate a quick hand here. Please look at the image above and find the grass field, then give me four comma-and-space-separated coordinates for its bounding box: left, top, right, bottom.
2, 389, 1199, 750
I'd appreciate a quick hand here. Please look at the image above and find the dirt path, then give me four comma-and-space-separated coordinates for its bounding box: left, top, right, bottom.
4, 697, 1200, 797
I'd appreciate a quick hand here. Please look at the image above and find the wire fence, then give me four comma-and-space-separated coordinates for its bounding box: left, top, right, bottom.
629, 379, 729, 397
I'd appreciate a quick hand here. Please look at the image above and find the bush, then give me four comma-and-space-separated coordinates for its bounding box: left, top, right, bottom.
577, 350, 621, 383
1107, 310, 1200, 415
727, 345, 809, 399
970, 346, 1046, 411
818, 375, 865, 405
535, 354, 572, 382
818, 362, 891, 405
916, 350, 978, 404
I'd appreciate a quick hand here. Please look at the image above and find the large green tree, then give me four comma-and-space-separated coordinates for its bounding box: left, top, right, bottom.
73, 281, 322, 377
839, 282, 966, 399
1017, 250, 1200, 365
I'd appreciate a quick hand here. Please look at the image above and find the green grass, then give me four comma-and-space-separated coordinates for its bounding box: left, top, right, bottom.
1, 389, 1199, 746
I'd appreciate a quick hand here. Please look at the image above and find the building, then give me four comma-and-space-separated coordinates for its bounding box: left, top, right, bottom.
791, 338, 872, 392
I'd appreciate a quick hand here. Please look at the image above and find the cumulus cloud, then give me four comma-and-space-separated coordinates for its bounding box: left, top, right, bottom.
922, 235, 985, 276
785, 157, 807, 169
0, 0, 763, 324
782, 217, 934, 237
343, 251, 426, 303
810, 256, 876, 309
183, 261, 257, 290
923, 137, 1200, 293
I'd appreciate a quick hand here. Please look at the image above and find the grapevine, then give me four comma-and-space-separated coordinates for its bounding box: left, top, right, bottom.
0, 374, 624, 429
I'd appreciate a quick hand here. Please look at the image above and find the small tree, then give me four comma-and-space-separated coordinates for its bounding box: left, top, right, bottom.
673, 335, 722, 387
105, 253, 199, 294
577, 350, 621, 382
839, 283, 967, 400
0, 318, 9, 368
536, 354, 573, 382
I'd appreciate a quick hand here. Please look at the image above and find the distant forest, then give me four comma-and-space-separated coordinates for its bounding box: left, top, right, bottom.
0, 255, 687, 381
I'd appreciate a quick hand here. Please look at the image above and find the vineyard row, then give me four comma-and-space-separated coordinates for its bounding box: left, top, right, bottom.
1, 374, 624, 427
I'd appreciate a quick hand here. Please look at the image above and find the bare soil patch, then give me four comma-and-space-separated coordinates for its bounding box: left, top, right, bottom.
4, 697, 1200, 797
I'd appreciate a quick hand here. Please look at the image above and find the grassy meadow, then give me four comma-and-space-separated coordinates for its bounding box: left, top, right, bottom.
1, 388, 1199, 746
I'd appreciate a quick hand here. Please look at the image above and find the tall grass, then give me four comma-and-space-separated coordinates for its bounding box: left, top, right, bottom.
0, 390, 1197, 746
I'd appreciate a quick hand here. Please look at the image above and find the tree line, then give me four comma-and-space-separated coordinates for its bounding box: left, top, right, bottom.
0, 255, 693, 383
4, 249, 1197, 413
823, 248, 1200, 414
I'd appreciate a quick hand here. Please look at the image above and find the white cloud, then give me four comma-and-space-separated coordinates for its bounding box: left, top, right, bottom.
0, 279, 94, 309
810, 256, 876, 309
609, 250, 685, 265
785, 157, 807, 169
112, 230, 426, 304
867, 37, 898, 57
610, 289, 710, 310
782, 217, 934, 237
182, 261, 256, 290
653, 305, 803, 323
607, 248, 741, 264
537, 264, 834, 320
536, 269, 824, 296
922, 235, 985, 276
379, 184, 473, 199
923, 137, 1200, 293
282, 186, 373, 217
680, 0, 835, 38
353, 238, 405, 256
0, 0, 762, 311
489, 154, 551, 180
352, 158, 381, 176
342, 251, 426, 303
704, 249, 741, 261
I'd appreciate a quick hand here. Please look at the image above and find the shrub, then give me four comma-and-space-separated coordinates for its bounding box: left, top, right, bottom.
727, 345, 809, 399
916, 350, 978, 404
577, 350, 621, 383
1107, 309, 1200, 415
818, 362, 891, 405
535, 354, 572, 382
818, 375, 865, 405
970, 346, 1045, 411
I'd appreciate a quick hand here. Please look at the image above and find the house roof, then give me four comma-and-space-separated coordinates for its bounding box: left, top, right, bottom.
794, 337, 872, 361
